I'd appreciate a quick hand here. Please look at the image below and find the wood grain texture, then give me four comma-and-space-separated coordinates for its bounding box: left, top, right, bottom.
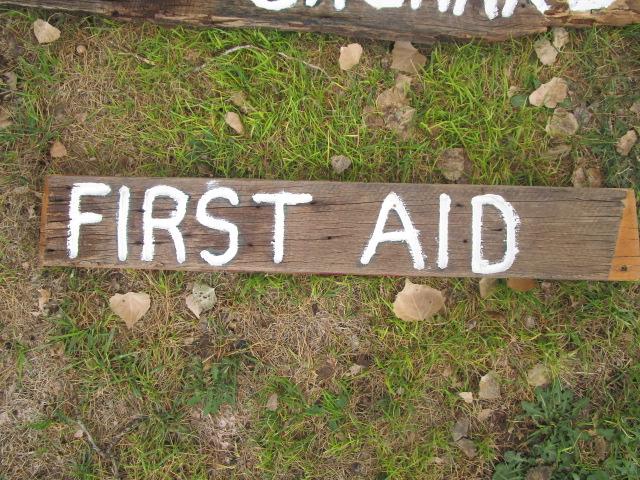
3, 0, 639, 42
39, 176, 640, 280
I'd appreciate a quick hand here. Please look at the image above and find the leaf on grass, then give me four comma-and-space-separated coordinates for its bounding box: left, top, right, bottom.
0, 107, 12, 129
545, 108, 578, 138
225, 111, 245, 135
230, 91, 253, 114
615, 129, 637, 156
451, 418, 470, 442
507, 278, 538, 292
339, 43, 363, 71
33, 19, 61, 44
186, 283, 217, 319
552, 27, 569, 50
437, 148, 471, 182
477, 408, 493, 422
479, 277, 498, 299
49, 140, 68, 158
109, 292, 151, 329
371, 74, 416, 139
571, 166, 603, 188
528, 77, 568, 108
534, 38, 558, 65
456, 438, 477, 459
76, 44, 87, 55
37, 288, 51, 314
478, 371, 501, 400
458, 392, 474, 404
390, 41, 426, 74
525, 465, 554, 480
393, 279, 444, 322
331, 155, 352, 174
527, 364, 549, 388
265, 393, 279, 411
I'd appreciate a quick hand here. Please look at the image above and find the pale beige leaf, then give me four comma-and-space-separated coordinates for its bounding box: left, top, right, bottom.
225, 111, 245, 135
458, 391, 474, 404
390, 41, 426, 74
451, 418, 470, 442
339, 43, 363, 71
526, 466, 554, 480
479, 277, 498, 299
615, 129, 637, 156
507, 278, 538, 292
438, 148, 471, 182
265, 393, 279, 411
528, 77, 568, 108
552, 27, 569, 50
348, 364, 364, 376
527, 364, 550, 387
49, 140, 68, 158
534, 38, 558, 65
109, 292, 151, 329
571, 166, 603, 188
456, 438, 477, 458
478, 371, 501, 400
33, 19, 61, 44
185, 283, 217, 319
76, 44, 87, 55
331, 155, 352, 174
393, 279, 444, 322
545, 108, 579, 137
37, 288, 51, 313
477, 408, 493, 422
230, 91, 253, 114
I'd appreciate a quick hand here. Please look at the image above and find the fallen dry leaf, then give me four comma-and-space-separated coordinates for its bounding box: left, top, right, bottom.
479, 277, 499, 299
572, 165, 603, 188
265, 393, 279, 411
477, 408, 493, 422
33, 19, 61, 44
478, 371, 501, 400
458, 392, 474, 404
529, 77, 568, 108
456, 438, 477, 459
451, 418, 470, 442
0, 107, 12, 129
525, 465, 554, 480
37, 288, 51, 314
185, 283, 217, 319
109, 292, 151, 329
552, 27, 569, 50
331, 155, 352, 174
393, 279, 445, 322
390, 41, 426, 75
615, 129, 637, 156
230, 91, 253, 114
372, 75, 416, 139
527, 364, 550, 387
534, 38, 558, 65
348, 364, 364, 376
546, 108, 579, 137
76, 44, 87, 55
339, 43, 363, 71
438, 148, 471, 182
225, 111, 245, 135
73, 429, 84, 439
507, 278, 538, 292
49, 140, 68, 158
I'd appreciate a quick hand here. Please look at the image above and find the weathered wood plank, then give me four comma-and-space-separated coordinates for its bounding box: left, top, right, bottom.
39, 175, 640, 280
3, 0, 640, 42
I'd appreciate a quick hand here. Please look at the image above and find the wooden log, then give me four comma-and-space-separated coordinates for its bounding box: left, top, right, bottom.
40, 175, 640, 280
3, 0, 639, 42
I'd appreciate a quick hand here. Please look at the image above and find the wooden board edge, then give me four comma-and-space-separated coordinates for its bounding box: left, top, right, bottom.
38, 176, 51, 267
608, 189, 640, 281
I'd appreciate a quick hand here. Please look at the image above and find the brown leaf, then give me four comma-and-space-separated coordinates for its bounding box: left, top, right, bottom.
527, 363, 550, 387
451, 418, 470, 442
331, 155, 352, 174
615, 129, 637, 156
49, 140, 68, 158
185, 283, 217, 319
477, 408, 493, 422
230, 91, 253, 114
458, 391, 474, 404
76, 44, 87, 55
339, 43, 363, 71
455, 438, 477, 459
37, 288, 51, 314
507, 278, 538, 292
0, 106, 12, 129
390, 41, 426, 74
393, 279, 444, 322
109, 292, 151, 329
571, 166, 603, 188
545, 108, 579, 137
265, 393, 279, 412
479, 277, 499, 299
478, 371, 501, 400
438, 148, 471, 182
32, 19, 61, 44
552, 27, 569, 50
526, 465, 554, 480
529, 78, 568, 108
225, 111, 245, 135
534, 38, 558, 65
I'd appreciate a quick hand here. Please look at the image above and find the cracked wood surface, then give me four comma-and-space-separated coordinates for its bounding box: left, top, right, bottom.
40, 176, 640, 280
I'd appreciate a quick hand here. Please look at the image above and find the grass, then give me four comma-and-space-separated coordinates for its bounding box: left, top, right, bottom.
1, 7, 639, 479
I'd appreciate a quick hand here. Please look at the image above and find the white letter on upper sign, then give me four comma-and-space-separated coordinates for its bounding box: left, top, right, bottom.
196, 186, 240, 266
141, 185, 189, 264
471, 194, 520, 275
67, 182, 111, 259
252, 191, 313, 264
250, 0, 297, 10
360, 192, 425, 270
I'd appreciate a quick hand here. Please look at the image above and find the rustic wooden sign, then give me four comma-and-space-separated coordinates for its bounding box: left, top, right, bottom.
4, 0, 640, 42
40, 176, 639, 280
